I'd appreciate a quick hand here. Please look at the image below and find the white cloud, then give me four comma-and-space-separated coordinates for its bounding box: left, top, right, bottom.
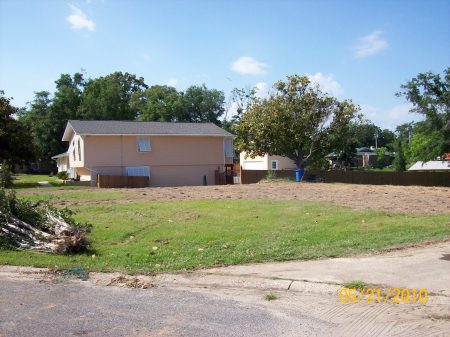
307, 72, 343, 96
360, 104, 378, 119
67, 4, 96, 32
165, 78, 179, 87
387, 103, 413, 120
359, 103, 421, 129
231, 56, 268, 75
227, 101, 239, 118
354, 31, 388, 58
254, 82, 269, 98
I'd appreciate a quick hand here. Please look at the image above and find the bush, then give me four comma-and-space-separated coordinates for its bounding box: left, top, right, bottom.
0, 163, 13, 188
266, 170, 277, 180
57, 171, 69, 180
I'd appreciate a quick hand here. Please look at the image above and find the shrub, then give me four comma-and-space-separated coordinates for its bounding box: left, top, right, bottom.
57, 171, 69, 180
0, 163, 13, 188
266, 170, 277, 180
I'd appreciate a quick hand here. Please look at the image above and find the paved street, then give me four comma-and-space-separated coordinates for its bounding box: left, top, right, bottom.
1, 242, 450, 337
0, 278, 325, 337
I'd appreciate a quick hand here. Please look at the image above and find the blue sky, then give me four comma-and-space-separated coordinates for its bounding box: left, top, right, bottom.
1, 0, 449, 129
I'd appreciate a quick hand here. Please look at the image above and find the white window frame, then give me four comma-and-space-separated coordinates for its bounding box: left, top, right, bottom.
137, 136, 151, 153
271, 160, 279, 170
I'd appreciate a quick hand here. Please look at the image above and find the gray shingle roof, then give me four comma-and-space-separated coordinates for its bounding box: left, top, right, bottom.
66, 120, 234, 137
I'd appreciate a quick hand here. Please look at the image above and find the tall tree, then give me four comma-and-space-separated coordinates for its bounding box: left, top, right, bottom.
235, 75, 359, 168
0, 91, 35, 165
222, 87, 256, 133
78, 72, 147, 120
393, 139, 407, 171
132, 85, 183, 122
396, 67, 450, 159
20, 73, 85, 161
179, 84, 225, 125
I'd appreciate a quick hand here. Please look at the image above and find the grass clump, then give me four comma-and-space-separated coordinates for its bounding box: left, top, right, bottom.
264, 293, 278, 301
342, 280, 369, 290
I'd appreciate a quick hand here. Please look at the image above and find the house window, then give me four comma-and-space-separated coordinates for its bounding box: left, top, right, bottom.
271, 160, 279, 170
126, 166, 150, 177
137, 137, 151, 152
224, 139, 234, 157
72, 149, 76, 161
77, 139, 82, 161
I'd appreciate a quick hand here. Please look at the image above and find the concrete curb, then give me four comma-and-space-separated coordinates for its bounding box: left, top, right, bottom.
0, 265, 341, 295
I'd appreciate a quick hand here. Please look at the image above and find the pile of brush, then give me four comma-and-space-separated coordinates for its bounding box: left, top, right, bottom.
0, 189, 91, 254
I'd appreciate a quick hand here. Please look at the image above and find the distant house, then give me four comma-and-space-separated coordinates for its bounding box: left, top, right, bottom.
408, 161, 450, 171
326, 146, 394, 168
52, 120, 235, 187
239, 152, 297, 170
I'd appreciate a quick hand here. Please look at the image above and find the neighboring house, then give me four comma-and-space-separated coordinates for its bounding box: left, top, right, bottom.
239, 152, 297, 170
326, 146, 394, 168
408, 161, 450, 171
52, 120, 235, 187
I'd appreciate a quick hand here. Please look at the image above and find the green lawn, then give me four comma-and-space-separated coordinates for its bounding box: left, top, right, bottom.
12, 174, 92, 191
12, 174, 63, 189
1, 199, 448, 274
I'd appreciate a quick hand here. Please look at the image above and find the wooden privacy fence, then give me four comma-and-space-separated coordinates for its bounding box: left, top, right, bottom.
97, 175, 149, 188
240, 169, 450, 187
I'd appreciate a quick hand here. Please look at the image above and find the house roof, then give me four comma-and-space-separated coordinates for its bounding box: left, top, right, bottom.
408, 161, 450, 171
51, 152, 69, 159
62, 120, 234, 141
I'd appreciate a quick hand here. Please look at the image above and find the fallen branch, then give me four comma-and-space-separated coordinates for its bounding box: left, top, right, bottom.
0, 189, 90, 254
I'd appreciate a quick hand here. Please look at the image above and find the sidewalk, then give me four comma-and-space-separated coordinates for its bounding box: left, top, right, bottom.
202, 241, 450, 295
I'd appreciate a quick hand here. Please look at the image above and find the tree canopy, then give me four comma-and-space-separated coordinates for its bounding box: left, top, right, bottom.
78, 72, 147, 120
133, 84, 225, 125
396, 67, 450, 160
235, 75, 359, 168
0, 91, 35, 165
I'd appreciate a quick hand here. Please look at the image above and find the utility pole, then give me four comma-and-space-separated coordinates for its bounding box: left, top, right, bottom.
374, 130, 378, 149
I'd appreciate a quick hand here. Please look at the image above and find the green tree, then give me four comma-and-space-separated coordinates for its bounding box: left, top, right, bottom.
19, 73, 85, 162
393, 139, 407, 171
408, 128, 442, 162
222, 87, 257, 133
375, 147, 390, 168
0, 91, 35, 165
133, 85, 183, 122
235, 75, 359, 168
378, 129, 395, 151
78, 72, 147, 120
396, 67, 450, 159
179, 84, 225, 125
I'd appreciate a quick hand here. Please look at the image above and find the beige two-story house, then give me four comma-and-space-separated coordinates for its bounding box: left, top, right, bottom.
240, 151, 297, 171
52, 120, 234, 187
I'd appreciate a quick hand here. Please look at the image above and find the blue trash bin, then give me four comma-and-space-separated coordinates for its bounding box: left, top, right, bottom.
295, 168, 304, 182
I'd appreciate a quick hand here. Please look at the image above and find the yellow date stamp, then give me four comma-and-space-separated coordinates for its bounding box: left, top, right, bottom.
339, 288, 428, 304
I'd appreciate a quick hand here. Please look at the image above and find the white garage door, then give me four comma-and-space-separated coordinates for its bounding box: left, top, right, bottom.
243, 161, 264, 170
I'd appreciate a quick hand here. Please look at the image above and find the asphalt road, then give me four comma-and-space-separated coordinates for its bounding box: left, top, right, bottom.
0, 278, 326, 337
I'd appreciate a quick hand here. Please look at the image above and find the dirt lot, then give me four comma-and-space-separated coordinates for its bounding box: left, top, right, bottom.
24, 182, 450, 215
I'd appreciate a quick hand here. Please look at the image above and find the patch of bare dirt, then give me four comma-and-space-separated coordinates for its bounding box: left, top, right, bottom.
107, 275, 154, 289
22, 182, 450, 215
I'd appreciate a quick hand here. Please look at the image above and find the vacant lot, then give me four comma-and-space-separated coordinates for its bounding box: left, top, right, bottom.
2, 182, 449, 274
18, 181, 450, 214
